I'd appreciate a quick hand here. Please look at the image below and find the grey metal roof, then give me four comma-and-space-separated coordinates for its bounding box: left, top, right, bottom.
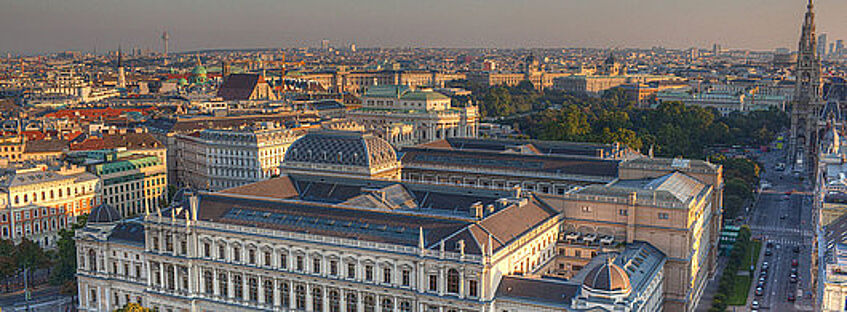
284, 131, 397, 169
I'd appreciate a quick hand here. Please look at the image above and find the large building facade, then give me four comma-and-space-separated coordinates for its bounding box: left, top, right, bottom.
76, 171, 666, 312
348, 85, 478, 145
174, 125, 303, 191
0, 164, 99, 248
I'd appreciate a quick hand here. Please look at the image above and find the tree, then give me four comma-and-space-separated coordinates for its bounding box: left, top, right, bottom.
50, 215, 88, 293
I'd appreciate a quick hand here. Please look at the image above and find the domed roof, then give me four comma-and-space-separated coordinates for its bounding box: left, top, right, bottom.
583, 259, 631, 292
192, 65, 207, 75
284, 131, 398, 170
89, 203, 121, 224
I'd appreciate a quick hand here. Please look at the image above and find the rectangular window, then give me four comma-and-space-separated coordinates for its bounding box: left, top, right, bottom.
347, 263, 356, 279
280, 253, 288, 269
313, 258, 321, 274
581, 206, 591, 213
402, 269, 411, 286
428, 275, 438, 292
658, 212, 669, 220
296, 256, 304, 271
383, 267, 391, 284
618, 209, 628, 216
365, 265, 373, 281
469, 280, 479, 297
330, 260, 338, 276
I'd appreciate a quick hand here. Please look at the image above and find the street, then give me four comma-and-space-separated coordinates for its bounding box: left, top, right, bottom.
745, 148, 815, 311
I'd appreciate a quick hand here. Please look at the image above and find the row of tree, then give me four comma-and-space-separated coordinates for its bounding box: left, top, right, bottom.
709, 155, 762, 220
514, 95, 788, 159
710, 225, 754, 312
0, 215, 87, 294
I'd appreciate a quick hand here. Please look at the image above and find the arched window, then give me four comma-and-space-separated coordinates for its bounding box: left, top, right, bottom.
203, 270, 213, 294
400, 301, 412, 312
14, 195, 19, 205
233, 275, 243, 299
381, 298, 393, 312
364, 294, 375, 312
346, 292, 357, 312
218, 273, 228, 297
280, 281, 290, 307
88, 249, 97, 271
312, 286, 322, 311
263, 279, 274, 305
295, 285, 306, 310
447, 269, 460, 294
248, 276, 258, 302
328, 290, 340, 312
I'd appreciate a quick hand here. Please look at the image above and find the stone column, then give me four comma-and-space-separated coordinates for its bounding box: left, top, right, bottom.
289, 283, 297, 310
357, 291, 364, 312
459, 270, 465, 299
340, 289, 347, 312
213, 268, 219, 297
306, 284, 313, 311
258, 276, 265, 304
242, 273, 248, 302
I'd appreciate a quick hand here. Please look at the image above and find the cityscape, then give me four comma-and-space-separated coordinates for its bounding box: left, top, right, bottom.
1, 0, 847, 311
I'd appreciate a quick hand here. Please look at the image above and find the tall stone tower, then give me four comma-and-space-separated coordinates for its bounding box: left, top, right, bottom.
788, 0, 823, 171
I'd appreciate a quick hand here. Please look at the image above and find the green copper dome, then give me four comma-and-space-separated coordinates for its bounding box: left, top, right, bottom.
192, 65, 207, 75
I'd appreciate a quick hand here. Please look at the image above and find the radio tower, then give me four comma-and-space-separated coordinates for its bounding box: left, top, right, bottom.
161, 31, 170, 66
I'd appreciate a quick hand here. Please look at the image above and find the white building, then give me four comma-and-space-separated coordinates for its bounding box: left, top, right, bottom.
174, 125, 304, 191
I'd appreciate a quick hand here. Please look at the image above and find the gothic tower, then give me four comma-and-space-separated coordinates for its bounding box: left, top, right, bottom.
788, 0, 823, 170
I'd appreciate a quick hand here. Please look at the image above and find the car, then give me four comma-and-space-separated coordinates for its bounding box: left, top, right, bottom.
759, 276, 767, 284
794, 245, 800, 253
792, 259, 799, 267
752, 300, 760, 309
791, 267, 798, 274
767, 241, 774, 248
790, 273, 798, 283
755, 287, 764, 296
765, 249, 773, 256
780, 214, 787, 219
762, 261, 769, 270
787, 292, 796, 302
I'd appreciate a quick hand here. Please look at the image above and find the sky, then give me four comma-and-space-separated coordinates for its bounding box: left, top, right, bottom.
1, 0, 846, 55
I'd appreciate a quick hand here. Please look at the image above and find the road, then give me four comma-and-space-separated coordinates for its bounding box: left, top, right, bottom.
0, 286, 75, 312
745, 147, 815, 311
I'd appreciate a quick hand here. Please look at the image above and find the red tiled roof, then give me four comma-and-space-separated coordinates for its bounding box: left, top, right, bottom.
70, 132, 162, 151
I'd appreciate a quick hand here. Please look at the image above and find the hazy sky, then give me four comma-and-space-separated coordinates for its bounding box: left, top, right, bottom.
2, 0, 846, 55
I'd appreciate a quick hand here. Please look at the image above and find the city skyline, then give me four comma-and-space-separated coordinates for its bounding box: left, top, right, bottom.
2, 0, 847, 55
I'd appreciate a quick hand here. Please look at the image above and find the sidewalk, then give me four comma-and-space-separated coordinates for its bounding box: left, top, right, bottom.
695, 255, 729, 312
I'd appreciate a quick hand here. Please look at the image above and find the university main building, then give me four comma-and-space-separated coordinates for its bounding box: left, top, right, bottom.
76, 132, 721, 312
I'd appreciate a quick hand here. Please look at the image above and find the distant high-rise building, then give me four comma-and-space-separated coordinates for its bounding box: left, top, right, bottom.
712, 43, 722, 56
830, 43, 836, 55
321, 39, 330, 51
161, 31, 170, 66
350, 43, 356, 52
116, 47, 126, 89
837, 40, 844, 56
818, 33, 828, 57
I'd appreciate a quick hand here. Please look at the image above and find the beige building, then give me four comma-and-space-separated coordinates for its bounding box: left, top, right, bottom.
349, 85, 478, 145
81, 150, 168, 218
